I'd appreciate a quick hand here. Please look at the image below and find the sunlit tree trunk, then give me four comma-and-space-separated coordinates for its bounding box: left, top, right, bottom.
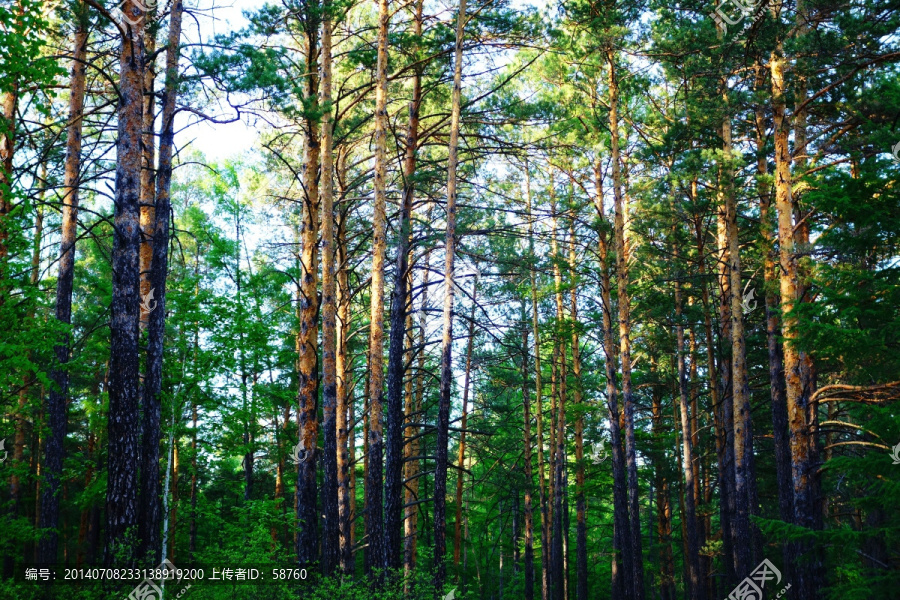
319, 0, 339, 573
365, 0, 390, 574
608, 48, 644, 600
771, 44, 821, 600
138, 15, 156, 331
296, 0, 321, 564
433, 0, 466, 588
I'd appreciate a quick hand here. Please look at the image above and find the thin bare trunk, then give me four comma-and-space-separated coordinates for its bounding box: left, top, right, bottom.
365, 0, 390, 573
608, 48, 644, 600
526, 165, 550, 600
433, 0, 466, 588
454, 280, 478, 565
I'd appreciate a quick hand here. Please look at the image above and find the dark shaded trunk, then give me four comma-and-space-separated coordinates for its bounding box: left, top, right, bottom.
651, 381, 674, 600
433, 0, 466, 589
336, 205, 353, 573
521, 305, 535, 600
319, 0, 339, 574
105, 1, 147, 565
383, 9, 421, 564
568, 218, 587, 600
675, 243, 704, 600
593, 158, 632, 600
39, 8, 87, 565
454, 281, 477, 565
138, 0, 183, 563
296, 1, 321, 563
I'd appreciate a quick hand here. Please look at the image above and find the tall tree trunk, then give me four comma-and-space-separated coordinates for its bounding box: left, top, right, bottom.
770, 45, 820, 600
526, 165, 551, 600
608, 48, 644, 600
39, 7, 87, 565
755, 64, 793, 534
138, 16, 156, 332
336, 206, 353, 573
651, 374, 674, 600
106, 1, 147, 565
454, 279, 478, 565
296, 1, 321, 563
384, 0, 423, 563
405, 247, 430, 579
433, 0, 466, 589
319, 0, 339, 574
723, 97, 756, 580
550, 197, 566, 600
675, 240, 704, 600
593, 158, 632, 600
365, 0, 390, 574
139, 0, 183, 563
521, 300, 535, 600
567, 218, 588, 600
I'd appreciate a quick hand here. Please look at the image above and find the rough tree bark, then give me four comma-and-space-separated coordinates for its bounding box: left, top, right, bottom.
336, 204, 353, 573
404, 245, 430, 579
771, 44, 821, 600
296, 0, 321, 564
105, 0, 147, 565
319, 0, 339, 574
384, 0, 423, 568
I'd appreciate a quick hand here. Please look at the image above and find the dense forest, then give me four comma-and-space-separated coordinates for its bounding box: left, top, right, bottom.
1, 0, 899, 598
